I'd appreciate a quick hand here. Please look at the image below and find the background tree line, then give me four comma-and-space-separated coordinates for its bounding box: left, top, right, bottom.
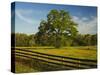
11, 33, 97, 47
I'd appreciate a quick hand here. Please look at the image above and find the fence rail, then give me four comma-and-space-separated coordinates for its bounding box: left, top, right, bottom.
12, 48, 97, 70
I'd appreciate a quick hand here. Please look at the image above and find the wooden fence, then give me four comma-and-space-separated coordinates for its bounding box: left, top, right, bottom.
12, 48, 97, 70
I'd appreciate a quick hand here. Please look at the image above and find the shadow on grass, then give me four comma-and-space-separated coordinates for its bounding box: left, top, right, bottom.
15, 57, 71, 73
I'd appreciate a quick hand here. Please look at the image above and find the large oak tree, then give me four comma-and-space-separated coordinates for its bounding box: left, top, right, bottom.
35, 9, 78, 48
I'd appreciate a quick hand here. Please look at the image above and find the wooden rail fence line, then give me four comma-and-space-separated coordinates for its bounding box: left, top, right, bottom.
12, 48, 97, 70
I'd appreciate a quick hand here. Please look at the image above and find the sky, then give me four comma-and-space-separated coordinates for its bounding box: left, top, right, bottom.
11, 2, 97, 34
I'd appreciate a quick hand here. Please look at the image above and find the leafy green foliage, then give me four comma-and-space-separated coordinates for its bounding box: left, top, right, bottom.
72, 34, 97, 46
35, 9, 78, 48
12, 33, 97, 47
14, 33, 35, 47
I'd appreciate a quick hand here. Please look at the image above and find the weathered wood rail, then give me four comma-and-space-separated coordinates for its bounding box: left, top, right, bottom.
12, 48, 97, 70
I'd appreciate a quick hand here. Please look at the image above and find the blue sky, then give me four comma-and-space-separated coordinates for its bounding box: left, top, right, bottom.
12, 2, 97, 34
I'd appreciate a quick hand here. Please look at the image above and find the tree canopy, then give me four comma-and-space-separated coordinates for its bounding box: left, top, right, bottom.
35, 9, 78, 48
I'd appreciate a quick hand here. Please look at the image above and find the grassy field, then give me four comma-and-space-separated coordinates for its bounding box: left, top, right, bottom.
15, 46, 97, 73
15, 61, 38, 73
16, 46, 97, 60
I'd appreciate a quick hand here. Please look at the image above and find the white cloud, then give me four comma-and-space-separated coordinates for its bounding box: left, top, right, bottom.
82, 17, 89, 21
72, 16, 97, 34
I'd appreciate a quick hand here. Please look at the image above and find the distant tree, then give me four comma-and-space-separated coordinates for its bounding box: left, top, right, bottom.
35, 9, 78, 48
84, 34, 92, 46
15, 33, 35, 47
91, 34, 97, 45
28, 34, 36, 46
72, 34, 97, 46
15, 33, 28, 46
72, 34, 85, 46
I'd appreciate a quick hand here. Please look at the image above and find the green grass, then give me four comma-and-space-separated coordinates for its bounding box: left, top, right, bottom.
14, 46, 97, 73
15, 60, 38, 73
18, 46, 97, 60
